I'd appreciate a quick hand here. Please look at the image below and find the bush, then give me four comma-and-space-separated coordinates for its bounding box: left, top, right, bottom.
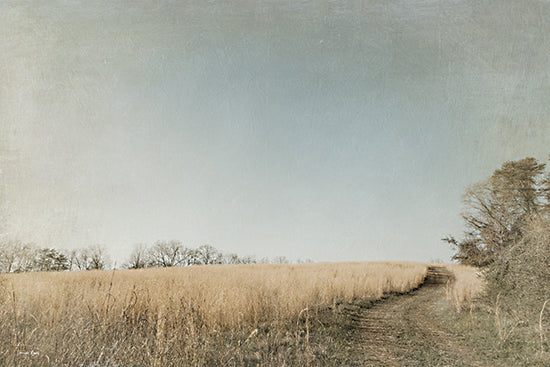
485, 217, 550, 318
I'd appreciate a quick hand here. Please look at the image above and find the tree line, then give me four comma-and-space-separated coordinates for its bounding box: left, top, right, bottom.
0, 241, 110, 273
125, 241, 259, 269
0, 239, 296, 273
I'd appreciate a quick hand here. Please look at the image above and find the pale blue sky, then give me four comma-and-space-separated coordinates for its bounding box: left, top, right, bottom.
2, 0, 550, 262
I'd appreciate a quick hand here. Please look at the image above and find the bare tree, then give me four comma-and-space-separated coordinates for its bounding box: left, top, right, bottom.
125, 243, 149, 269
180, 247, 200, 266
88, 245, 109, 270
72, 245, 110, 270
222, 253, 257, 265
223, 253, 241, 265
241, 255, 257, 264
196, 245, 223, 265
67, 249, 78, 271
68, 249, 85, 270
0, 238, 37, 273
147, 240, 185, 267
272, 256, 290, 264
0, 238, 20, 273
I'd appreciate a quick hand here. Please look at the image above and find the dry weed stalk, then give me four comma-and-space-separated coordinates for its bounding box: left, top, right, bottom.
297, 305, 311, 366
495, 292, 502, 341
540, 299, 550, 355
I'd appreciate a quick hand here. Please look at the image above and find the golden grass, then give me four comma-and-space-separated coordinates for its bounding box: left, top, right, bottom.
444, 263, 485, 312
0, 261, 427, 365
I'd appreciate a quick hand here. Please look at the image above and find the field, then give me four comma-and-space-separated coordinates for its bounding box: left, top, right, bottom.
0, 262, 427, 366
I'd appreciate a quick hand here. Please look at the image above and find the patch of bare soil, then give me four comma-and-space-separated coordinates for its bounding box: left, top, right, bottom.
339, 266, 492, 367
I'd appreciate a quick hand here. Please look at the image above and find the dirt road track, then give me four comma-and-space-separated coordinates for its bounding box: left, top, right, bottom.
342, 266, 491, 367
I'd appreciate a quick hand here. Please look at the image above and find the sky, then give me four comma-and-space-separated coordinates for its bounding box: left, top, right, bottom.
1, 0, 550, 263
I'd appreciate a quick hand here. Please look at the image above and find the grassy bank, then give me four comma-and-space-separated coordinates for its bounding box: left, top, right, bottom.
441, 264, 550, 366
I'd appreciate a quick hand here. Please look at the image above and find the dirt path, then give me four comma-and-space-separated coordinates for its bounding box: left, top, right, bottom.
341, 266, 491, 367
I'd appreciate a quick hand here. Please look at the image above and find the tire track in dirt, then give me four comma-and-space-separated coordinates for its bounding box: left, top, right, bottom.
344, 266, 491, 367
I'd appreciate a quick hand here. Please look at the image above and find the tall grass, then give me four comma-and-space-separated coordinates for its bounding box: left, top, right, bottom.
444, 263, 485, 312
0, 261, 426, 366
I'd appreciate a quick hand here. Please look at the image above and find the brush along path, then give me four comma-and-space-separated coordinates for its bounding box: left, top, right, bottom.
342, 266, 489, 367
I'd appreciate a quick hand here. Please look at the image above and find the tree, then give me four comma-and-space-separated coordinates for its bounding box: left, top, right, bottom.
72, 245, 110, 270
222, 253, 254, 265
125, 244, 148, 269
71, 248, 90, 270
0, 238, 21, 273
147, 240, 185, 267
88, 245, 109, 270
445, 157, 548, 266
239, 254, 257, 264
272, 256, 290, 264
0, 238, 37, 273
196, 245, 223, 265
34, 248, 70, 272
180, 247, 200, 266
223, 253, 242, 265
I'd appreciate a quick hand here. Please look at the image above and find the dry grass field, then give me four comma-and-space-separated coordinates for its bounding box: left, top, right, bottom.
0, 262, 426, 366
